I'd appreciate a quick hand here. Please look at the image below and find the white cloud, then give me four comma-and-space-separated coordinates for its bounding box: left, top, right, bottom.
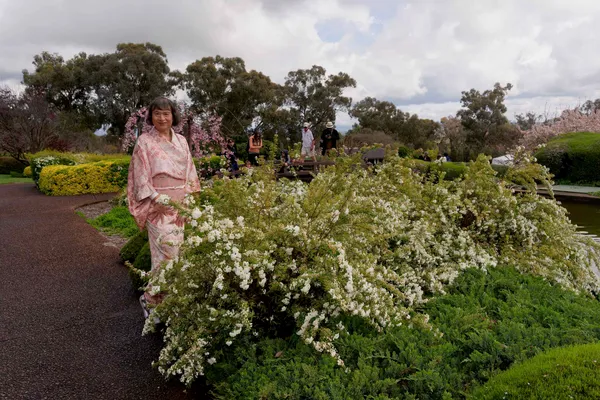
2, 0, 600, 123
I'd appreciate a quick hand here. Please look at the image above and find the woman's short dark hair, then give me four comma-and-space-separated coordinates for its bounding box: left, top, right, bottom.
146, 97, 181, 126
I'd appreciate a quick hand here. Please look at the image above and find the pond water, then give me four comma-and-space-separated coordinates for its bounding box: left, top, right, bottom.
559, 199, 600, 239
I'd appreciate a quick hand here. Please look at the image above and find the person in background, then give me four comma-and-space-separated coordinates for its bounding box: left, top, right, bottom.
127, 96, 201, 322
279, 149, 291, 173
248, 129, 263, 166
320, 121, 340, 156
224, 138, 239, 171
300, 122, 315, 163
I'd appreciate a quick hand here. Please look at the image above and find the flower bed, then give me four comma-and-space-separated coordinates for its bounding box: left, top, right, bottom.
138, 152, 600, 386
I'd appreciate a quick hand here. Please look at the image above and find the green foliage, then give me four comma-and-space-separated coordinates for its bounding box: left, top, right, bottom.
397, 145, 411, 158
23, 43, 176, 137
471, 343, 600, 399
284, 65, 357, 139
133, 242, 152, 270
194, 155, 227, 178
438, 162, 467, 180
213, 267, 600, 399
456, 83, 521, 159
88, 206, 138, 238
23, 166, 32, 177
181, 56, 281, 137
260, 139, 276, 160
0, 157, 26, 174
120, 229, 148, 264
130, 242, 152, 291
535, 132, 600, 185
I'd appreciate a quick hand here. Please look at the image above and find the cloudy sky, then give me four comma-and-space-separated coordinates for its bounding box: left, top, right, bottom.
2, 0, 600, 130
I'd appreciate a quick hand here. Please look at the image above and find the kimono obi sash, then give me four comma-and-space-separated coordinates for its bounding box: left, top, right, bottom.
153, 173, 186, 202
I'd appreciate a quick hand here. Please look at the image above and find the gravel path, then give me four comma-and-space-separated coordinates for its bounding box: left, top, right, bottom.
0, 184, 202, 399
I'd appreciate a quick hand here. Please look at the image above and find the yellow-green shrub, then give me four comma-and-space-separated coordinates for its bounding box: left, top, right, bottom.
39, 160, 129, 196
27, 151, 130, 188
23, 166, 32, 177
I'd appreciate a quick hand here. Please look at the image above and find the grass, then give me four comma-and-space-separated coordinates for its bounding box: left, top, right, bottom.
0, 174, 33, 184
471, 342, 600, 399
87, 206, 139, 238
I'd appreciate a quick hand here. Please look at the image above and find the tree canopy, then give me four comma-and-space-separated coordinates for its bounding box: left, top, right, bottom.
14, 42, 537, 162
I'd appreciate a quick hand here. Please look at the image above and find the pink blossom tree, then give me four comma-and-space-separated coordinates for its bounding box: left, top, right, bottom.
122, 102, 229, 158
520, 108, 600, 149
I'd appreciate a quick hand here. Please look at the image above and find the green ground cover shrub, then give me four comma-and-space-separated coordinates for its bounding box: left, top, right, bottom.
397, 145, 411, 158
120, 229, 148, 263
212, 267, 600, 399
88, 206, 138, 238
131, 242, 152, 291
536, 132, 600, 185
471, 342, 600, 400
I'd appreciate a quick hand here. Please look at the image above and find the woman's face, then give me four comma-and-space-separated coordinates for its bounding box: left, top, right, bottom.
152, 107, 173, 131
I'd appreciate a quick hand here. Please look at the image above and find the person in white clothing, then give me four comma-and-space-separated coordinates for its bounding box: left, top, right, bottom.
300, 122, 315, 162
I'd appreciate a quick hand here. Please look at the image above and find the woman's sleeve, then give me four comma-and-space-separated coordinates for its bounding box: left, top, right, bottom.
185, 145, 201, 194
127, 139, 155, 230
128, 140, 155, 201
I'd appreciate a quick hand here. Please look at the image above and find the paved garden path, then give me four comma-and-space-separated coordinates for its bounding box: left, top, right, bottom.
0, 184, 202, 399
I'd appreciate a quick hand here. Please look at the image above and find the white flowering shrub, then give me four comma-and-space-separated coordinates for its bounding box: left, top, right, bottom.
144, 153, 600, 385
30, 155, 76, 187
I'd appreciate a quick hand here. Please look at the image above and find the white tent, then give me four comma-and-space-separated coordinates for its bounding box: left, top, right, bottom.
491, 155, 514, 166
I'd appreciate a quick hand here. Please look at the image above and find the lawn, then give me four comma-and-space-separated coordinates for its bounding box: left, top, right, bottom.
0, 174, 33, 184
87, 206, 139, 238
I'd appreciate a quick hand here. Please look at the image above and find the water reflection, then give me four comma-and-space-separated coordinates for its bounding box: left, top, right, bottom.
558, 199, 600, 239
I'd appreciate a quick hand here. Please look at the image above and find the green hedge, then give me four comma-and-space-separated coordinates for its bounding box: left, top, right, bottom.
472, 343, 600, 399
409, 160, 507, 181
38, 160, 129, 195
27, 151, 130, 188
0, 157, 27, 174
536, 132, 600, 185
211, 267, 600, 399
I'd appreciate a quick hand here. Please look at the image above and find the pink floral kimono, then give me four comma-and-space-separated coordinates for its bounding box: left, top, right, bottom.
127, 128, 200, 304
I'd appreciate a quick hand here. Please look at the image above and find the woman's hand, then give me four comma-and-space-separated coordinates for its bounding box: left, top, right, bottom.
154, 194, 171, 205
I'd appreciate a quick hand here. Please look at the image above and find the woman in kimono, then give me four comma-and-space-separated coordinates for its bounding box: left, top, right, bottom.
127, 97, 201, 320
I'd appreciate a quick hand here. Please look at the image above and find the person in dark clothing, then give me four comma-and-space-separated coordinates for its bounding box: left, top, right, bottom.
320, 121, 340, 156
224, 138, 239, 171
279, 149, 291, 173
